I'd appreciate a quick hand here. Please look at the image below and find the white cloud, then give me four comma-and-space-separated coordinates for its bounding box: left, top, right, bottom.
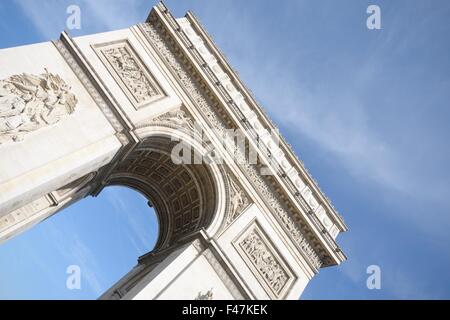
14, 0, 66, 40
192, 1, 450, 299
78, 0, 144, 31
14, 0, 145, 40
197, 1, 450, 238
44, 220, 105, 296
13, 0, 450, 299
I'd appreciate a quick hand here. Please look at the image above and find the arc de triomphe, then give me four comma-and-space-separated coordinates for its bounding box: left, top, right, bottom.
0, 2, 347, 300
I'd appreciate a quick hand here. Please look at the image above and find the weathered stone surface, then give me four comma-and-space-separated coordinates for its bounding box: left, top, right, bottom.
0, 2, 346, 300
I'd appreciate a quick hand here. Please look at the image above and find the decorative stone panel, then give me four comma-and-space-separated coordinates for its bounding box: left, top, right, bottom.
94, 40, 165, 109
139, 20, 326, 269
233, 221, 295, 299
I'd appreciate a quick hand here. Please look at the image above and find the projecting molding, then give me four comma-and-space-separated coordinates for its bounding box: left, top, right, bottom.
139, 3, 346, 269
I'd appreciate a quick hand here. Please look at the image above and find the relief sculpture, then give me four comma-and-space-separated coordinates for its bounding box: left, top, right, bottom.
239, 229, 290, 297
0, 69, 77, 144
98, 41, 165, 108
227, 178, 250, 224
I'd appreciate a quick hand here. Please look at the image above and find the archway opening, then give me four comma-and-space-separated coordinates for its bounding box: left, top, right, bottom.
0, 185, 158, 300
108, 134, 223, 251
0, 131, 229, 300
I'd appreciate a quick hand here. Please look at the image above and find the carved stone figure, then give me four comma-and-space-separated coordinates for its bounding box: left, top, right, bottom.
0, 69, 77, 144
228, 178, 250, 223
194, 289, 213, 300
101, 44, 163, 106
240, 230, 289, 295
151, 109, 195, 131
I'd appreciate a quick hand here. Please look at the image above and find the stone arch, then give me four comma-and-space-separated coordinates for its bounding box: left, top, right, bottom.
105, 125, 230, 251
0, 2, 348, 299
0, 171, 97, 243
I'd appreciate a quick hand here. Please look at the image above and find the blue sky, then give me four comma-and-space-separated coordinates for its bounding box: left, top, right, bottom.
1, 0, 450, 299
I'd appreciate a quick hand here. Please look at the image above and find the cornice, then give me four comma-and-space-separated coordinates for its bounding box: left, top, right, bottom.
184, 11, 347, 233
140, 4, 346, 268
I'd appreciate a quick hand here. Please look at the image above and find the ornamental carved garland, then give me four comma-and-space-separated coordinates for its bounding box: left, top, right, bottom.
140, 22, 324, 269
0, 69, 77, 144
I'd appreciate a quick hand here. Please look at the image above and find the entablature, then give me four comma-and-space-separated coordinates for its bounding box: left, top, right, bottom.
137, 2, 347, 269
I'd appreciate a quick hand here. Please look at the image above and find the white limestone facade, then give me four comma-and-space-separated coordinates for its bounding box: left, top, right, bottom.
0, 2, 347, 299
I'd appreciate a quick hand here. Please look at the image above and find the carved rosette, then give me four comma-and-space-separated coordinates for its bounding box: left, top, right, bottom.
0, 69, 77, 144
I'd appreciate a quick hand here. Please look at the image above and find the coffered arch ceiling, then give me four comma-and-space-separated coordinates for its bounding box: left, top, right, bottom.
106, 134, 228, 251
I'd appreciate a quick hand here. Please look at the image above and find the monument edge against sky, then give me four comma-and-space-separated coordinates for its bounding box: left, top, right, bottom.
0, 2, 347, 299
